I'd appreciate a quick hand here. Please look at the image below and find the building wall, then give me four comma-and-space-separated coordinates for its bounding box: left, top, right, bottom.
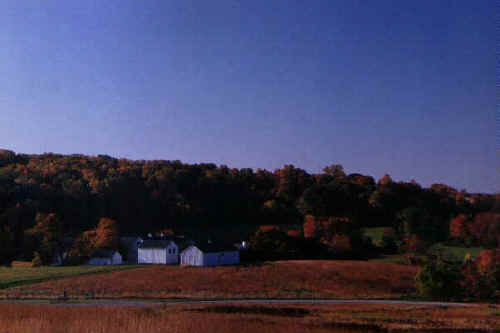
180, 246, 239, 266
88, 257, 112, 265
203, 251, 239, 266
165, 243, 179, 264
138, 248, 167, 264
112, 252, 123, 265
180, 246, 203, 266
88, 252, 122, 265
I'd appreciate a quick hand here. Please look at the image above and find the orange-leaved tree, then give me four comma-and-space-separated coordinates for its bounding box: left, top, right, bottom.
93, 217, 119, 250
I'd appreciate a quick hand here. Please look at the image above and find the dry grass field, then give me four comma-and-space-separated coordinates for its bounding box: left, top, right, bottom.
0, 302, 498, 333
1, 260, 418, 299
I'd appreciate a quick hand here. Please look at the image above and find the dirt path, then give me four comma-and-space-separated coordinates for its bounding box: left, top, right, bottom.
0, 298, 476, 307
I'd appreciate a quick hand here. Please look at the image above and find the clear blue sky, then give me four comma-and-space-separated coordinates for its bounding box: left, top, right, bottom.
0, 1, 496, 193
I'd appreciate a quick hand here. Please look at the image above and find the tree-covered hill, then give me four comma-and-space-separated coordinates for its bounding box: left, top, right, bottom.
0, 149, 497, 262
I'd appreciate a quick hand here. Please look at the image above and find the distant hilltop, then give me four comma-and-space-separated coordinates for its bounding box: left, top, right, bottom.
0, 149, 15, 156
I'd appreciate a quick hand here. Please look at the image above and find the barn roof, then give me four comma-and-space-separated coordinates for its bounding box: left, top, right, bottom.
139, 236, 194, 250
139, 239, 175, 249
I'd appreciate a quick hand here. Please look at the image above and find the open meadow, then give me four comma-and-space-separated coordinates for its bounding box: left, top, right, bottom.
0, 302, 498, 333
1, 260, 418, 299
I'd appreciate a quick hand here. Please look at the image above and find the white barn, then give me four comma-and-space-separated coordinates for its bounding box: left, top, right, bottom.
138, 240, 179, 264
180, 243, 239, 267
88, 250, 122, 265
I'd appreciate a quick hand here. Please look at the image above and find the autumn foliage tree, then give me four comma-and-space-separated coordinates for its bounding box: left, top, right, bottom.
303, 215, 352, 243
461, 249, 500, 300
93, 218, 119, 250
475, 249, 500, 274
449, 214, 470, 244
67, 232, 94, 265
469, 212, 500, 248
67, 217, 119, 265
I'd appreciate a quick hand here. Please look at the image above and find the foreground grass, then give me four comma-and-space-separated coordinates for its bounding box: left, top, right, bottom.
0, 265, 141, 289
0, 302, 498, 332
1, 260, 418, 299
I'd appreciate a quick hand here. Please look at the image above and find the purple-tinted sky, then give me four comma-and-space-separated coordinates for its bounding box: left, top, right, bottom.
0, 1, 496, 193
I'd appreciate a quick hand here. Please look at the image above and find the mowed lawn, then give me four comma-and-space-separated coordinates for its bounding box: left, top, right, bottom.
0, 264, 140, 289
1, 261, 418, 299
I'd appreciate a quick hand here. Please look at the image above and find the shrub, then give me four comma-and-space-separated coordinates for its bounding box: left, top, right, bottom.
415, 256, 463, 301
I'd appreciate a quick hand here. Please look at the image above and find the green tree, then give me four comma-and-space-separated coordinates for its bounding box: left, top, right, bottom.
28, 213, 63, 265
415, 255, 463, 300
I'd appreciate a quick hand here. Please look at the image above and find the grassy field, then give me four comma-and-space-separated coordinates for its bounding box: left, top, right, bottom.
0, 302, 498, 333
363, 227, 387, 243
363, 225, 485, 264
429, 243, 484, 260
369, 243, 485, 265
0, 265, 139, 290
0, 260, 418, 299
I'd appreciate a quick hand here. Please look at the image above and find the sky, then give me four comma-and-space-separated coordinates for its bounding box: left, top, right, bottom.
0, 0, 496, 193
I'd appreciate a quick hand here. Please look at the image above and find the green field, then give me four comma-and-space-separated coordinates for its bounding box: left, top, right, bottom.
368, 244, 484, 265
429, 243, 484, 261
362, 227, 388, 244
364, 226, 484, 264
0, 265, 140, 289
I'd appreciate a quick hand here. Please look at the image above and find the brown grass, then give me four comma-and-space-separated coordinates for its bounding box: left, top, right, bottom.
0, 260, 418, 299
0, 302, 498, 333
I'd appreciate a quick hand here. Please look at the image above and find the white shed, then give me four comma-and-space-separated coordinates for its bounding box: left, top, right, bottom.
138, 240, 179, 264
180, 243, 239, 267
88, 250, 122, 265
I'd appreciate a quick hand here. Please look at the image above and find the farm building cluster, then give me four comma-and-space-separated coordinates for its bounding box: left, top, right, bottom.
69, 235, 243, 267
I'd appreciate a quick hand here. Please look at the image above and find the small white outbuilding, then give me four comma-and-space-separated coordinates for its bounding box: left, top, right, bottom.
88, 250, 122, 265
138, 240, 179, 264
180, 243, 239, 267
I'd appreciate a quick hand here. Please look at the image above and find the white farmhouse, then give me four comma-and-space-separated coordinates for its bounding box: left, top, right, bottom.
138, 240, 179, 264
88, 250, 122, 265
180, 242, 239, 266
